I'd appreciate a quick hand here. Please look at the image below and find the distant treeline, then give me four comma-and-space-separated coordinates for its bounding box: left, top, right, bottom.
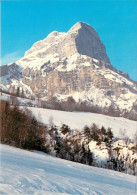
1, 88, 137, 121
41, 96, 137, 121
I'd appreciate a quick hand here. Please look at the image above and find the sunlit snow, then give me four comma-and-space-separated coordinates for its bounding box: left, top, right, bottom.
0, 144, 136, 195
26, 107, 137, 140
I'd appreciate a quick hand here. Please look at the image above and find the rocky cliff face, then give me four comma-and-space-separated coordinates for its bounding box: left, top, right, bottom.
0, 22, 137, 119
23, 22, 110, 63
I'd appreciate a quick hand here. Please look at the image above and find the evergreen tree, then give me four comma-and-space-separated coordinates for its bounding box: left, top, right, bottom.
83, 126, 91, 143
21, 88, 25, 98
60, 124, 70, 135
90, 123, 99, 142
16, 87, 20, 97
107, 128, 113, 141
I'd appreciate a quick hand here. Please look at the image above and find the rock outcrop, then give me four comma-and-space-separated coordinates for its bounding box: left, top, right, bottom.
0, 22, 137, 119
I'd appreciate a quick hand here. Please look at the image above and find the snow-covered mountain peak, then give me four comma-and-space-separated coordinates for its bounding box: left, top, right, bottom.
66, 21, 110, 63
47, 31, 60, 37
69, 21, 98, 36
68, 21, 86, 32
1, 22, 137, 120
17, 21, 110, 67
24, 31, 66, 58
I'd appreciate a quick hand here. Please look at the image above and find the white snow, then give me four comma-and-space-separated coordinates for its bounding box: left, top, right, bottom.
56, 87, 112, 108
25, 107, 137, 140
0, 93, 36, 107
89, 141, 109, 163
0, 144, 136, 195
54, 60, 137, 112
55, 54, 92, 72
16, 52, 60, 70
16, 31, 66, 70
0, 75, 11, 86
112, 140, 137, 164
0, 74, 33, 96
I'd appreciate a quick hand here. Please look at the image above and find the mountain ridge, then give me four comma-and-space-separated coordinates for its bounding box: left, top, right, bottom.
20, 21, 110, 66
0, 22, 137, 120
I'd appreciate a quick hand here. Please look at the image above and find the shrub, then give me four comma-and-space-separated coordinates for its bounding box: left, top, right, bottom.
60, 124, 70, 135
0, 100, 47, 151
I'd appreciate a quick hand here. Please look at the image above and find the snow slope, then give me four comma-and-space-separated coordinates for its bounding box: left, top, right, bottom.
0, 144, 136, 195
0, 93, 36, 106
26, 107, 137, 140
0, 93, 136, 139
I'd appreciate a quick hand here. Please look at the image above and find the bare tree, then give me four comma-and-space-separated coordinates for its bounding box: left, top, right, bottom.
9, 95, 18, 106
49, 116, 54, 127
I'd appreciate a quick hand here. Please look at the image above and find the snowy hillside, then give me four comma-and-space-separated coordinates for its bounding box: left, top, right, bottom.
26, 107, 137, 140
1, 93, 136, 139
0, 144, 136, 195
0, 93, 136, 139
0, 93, 36, 106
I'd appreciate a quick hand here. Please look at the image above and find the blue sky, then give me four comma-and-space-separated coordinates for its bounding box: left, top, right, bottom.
1, 0, 137, 81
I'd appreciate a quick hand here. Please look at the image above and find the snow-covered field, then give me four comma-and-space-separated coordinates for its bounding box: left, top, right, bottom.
26, 107, 137, 140
0, 93, 36, 106
1, 93, 137, 139
0, 144, 136, 195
